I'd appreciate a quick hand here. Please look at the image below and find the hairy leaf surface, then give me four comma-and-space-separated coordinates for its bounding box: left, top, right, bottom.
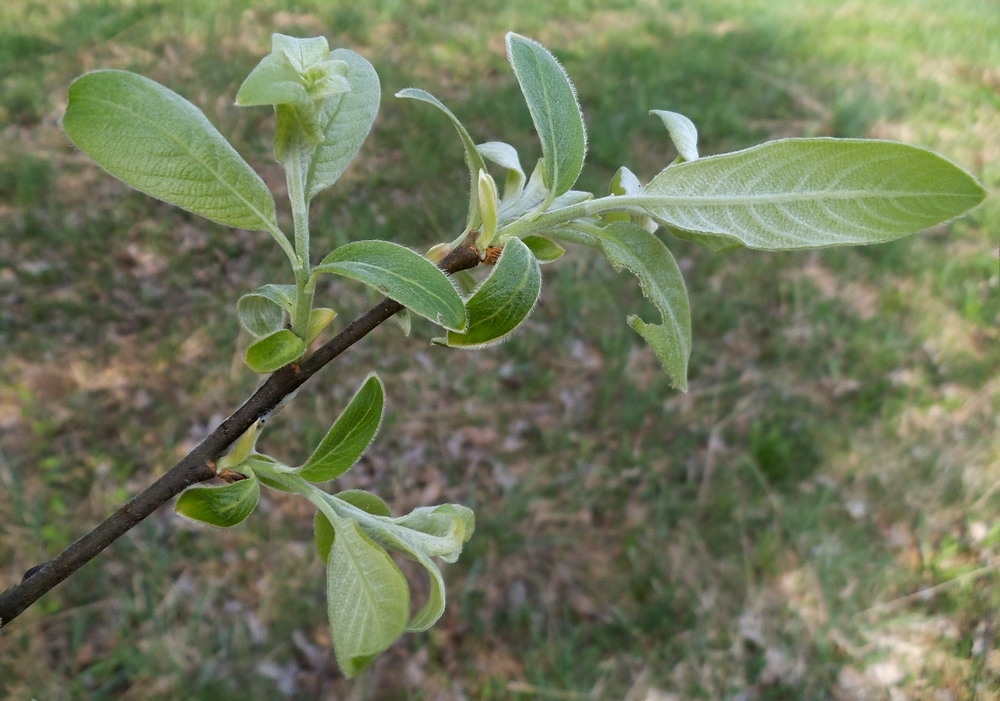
315, 241, 467, 331
298, 374, 384, 483
506, 33, 586, 200
64, 70, 277, 231
175, 477, 260, 528
326, 518, 409, 678
641, 139, 986, 249
440, 237, 541, 348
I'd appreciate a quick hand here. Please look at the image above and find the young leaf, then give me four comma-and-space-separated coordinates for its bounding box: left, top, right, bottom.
505, 33, 587, 201
562, 222, 691, 390
175, 477, 260, 528
477, 170, 500, 249
640, 138, 987, 250
477, 141, 526, 205
244, 329, 307, 374
439, 237, 541, 349
522, 234, 565, 263
396, 87, 488, 230
64, 70, 278, 232
305, 49, 381, 200
298, 374, 384, 482
315, 240, 467, 331
237, 284, 296, 338
314, 511, 335, 564
337, 490, 392, 517
327, 518, 410, 678
651, 110, 699, 162
306, 307, 337, 345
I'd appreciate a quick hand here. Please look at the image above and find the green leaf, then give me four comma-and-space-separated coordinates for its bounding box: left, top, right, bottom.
362, 504, 474, 632
315, 510, 335, 564
337, 490, 392, 517
306, 307, 337, 345
237, 284, 296, 338
175, 477, 260, 527
651, 110, 699, 162
244, 329, 306, 374
315, 240, 467, 331
396, 87, 488, 230
477, 170, 500, 249
305, 49, 381, 200
505, 33, 587, 201
439, 237, 541, 349
666, 225, 744, 253
564, 222, 691, 390
217, 422, 262, 471
298, 374, 384, 482
315, 491, 394, 564
522, 234, 565, 263
640, 138, 987, 250
478, 141, 526, 205
64, 70, 278, 232
327, 517, 410, 678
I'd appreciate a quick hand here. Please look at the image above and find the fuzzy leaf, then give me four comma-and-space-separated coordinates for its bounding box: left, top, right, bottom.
244, 329, 306, 374
640, 138, 986, 250
298, 374, 384, 482
651, 110, 699, 162
175, 477, 260, 527
64, 70, 277, 231
237, 284, 296, 338
439, 237, 541, 349
305, 49, 381, 200
306, 307, 337, 345
327, 518, 410, 678
315, 240, 467, 331
396, 87, 488, 230
478, 141, 526, 205
564, 222, 691, 390
522, 235, 565, 263
506, 33, 587, 200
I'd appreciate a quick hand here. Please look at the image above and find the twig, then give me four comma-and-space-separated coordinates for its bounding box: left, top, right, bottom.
0, 234, 481, 629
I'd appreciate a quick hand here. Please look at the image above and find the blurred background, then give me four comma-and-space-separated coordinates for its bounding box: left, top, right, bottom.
0, 0, 998, 698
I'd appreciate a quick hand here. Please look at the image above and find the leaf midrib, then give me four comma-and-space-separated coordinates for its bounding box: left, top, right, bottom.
78, 93, 275, 230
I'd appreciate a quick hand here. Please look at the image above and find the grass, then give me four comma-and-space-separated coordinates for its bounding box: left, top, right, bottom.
1, 0, 998, 698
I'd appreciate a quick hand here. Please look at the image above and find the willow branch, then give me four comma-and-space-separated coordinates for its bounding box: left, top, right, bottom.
0, 235, 481, 629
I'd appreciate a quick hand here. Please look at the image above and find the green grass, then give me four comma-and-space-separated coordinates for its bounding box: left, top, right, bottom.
1, 0, 998, 699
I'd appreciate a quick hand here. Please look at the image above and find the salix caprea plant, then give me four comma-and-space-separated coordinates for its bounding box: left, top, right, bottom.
1, 31, 984, 676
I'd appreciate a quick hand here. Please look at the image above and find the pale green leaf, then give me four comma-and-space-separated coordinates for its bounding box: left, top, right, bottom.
306, 49, 381, 200
327, 518, 410, 678
314, 491, 394, 563
306, 307, 337, 345
478, 141, 526, 205
337, 490, 392, 517
237, 284, 296, 338
298, 374, 384, 482
641, 138, 987, 250
396, 87, 488, 230
651, 110, 699, 162
505, 33, 587, 200
522, 234, 565, 263
217, 422, 262, 471
440, 237, 541, 349
244, 329, 306, 374
478, 170, 500, 249
175, 477, 260, 527
64, 70, 277, 232
315, 511, 335, 564
315, 240, 467, 331
563, 222, 691, 390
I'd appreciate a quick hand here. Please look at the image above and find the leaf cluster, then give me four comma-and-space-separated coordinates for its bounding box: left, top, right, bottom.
59, 30, 984, 676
